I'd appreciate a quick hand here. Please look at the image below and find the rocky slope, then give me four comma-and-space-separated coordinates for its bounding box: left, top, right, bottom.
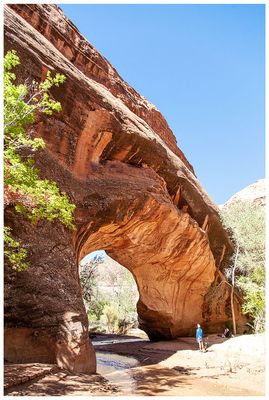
220, 179, 265, 208
4, 4, 244, 374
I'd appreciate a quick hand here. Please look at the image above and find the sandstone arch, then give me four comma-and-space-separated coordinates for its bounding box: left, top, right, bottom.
76, 174, 217, 341
4, 4, 245, 374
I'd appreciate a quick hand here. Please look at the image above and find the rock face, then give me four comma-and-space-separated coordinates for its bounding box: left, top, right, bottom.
4, 4, 244, 374
221, 179, 266, 208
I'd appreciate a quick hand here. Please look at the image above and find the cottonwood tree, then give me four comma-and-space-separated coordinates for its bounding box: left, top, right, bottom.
81, 254, 138, 333
221, 201, 265, 333
4, 50, 75, 271
80, 254, 105, 304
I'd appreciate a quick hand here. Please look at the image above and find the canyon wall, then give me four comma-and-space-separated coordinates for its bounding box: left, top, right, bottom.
4, 4, 244, 374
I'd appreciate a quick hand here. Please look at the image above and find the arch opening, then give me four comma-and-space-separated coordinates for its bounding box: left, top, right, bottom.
79, 249, 141, 337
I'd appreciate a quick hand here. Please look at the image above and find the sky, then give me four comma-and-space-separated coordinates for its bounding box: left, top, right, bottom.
59, 4, 265, 205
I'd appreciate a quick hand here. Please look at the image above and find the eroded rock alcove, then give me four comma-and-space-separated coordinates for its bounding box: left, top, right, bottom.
4, 4, 244, 374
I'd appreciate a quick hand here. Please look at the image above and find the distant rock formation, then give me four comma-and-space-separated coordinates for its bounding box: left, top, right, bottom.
220, 179, 266, 209
4, 4, 244, 374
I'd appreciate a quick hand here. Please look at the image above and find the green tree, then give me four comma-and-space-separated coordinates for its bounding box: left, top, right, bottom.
101, 303, 119, 333
80, 255, 104, 304
80, 253, 139, 334
221, 201, 265, 333
4, 50, 75, 271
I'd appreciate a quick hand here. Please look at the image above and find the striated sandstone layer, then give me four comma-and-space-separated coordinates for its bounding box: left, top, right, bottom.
4, 4, 244, 374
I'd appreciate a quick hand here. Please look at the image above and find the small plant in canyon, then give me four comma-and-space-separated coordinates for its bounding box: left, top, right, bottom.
4, 50, 75, 271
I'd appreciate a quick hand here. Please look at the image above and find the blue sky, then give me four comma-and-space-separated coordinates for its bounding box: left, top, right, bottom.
59, 4, 265, 205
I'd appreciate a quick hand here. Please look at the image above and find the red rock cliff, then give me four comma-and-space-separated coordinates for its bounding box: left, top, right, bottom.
4, 4, 244, 374
8, 3, 194, 174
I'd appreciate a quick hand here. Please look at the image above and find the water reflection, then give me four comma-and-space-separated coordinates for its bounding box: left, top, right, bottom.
96, 351, 139, 394
92, 337, 144, 346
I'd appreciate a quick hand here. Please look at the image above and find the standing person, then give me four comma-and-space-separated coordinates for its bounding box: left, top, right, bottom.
196, 324, 205, 352
222, 327, 231, 338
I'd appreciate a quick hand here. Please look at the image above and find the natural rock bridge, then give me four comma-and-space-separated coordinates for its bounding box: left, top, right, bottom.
4, 4, 244, 374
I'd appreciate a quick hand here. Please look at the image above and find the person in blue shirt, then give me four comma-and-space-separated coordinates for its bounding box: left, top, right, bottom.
196, 323, 205, 352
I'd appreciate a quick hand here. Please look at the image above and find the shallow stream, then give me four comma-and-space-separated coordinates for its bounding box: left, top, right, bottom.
93, 335, 143, 394
96, 352, 139, 394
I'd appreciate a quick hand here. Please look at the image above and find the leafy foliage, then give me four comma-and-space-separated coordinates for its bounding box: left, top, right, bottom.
101, 304, 119, 333
80, 254, 105, 304
4, 50, 75, 271
4, 227, 28, 272
80, 253, 138, 334
221, 201, 265, 332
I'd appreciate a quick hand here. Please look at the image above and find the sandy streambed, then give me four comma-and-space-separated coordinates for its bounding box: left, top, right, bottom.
5, 333, 265, 396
